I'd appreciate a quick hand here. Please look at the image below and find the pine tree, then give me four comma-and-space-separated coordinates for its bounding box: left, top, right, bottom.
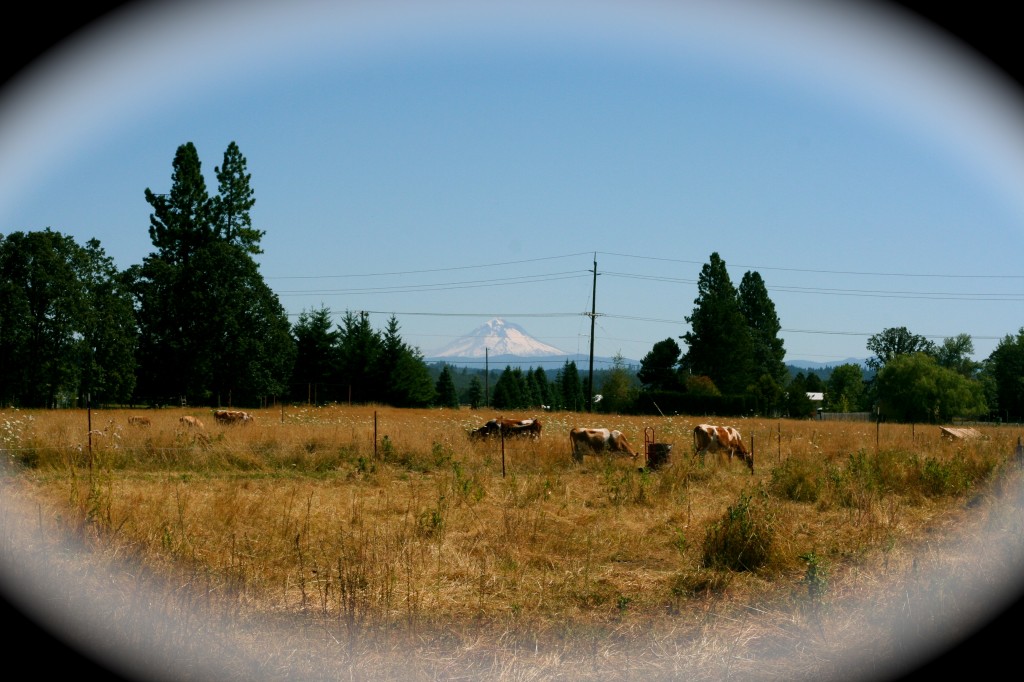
337, 310, 381, 404
738, 271, 787, 385
435, 366, 459, 408
491, 366, 521, 409
681, 253, 754, 395
637, 338, 683, 391
144, 142, 212, 267
559, 360, 584, 412
467, 376, 483, 409
290, 305, 340, 404
531, 367, 550, 406
212, 141, 265, 255
134, 142, 294, 406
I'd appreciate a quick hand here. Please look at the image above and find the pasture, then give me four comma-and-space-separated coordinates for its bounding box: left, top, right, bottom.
2, 406, 1023, 681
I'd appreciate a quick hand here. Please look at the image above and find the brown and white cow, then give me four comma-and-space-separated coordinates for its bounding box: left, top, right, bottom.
213, 409, 253, 425
179, 415, 205, 429
127, 415, 151, 427
569, 427, 639, 461
693, 423, 752, 471
470, 418, 541, 440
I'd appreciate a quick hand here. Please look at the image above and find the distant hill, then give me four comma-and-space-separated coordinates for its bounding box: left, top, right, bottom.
787, 358, 869, 371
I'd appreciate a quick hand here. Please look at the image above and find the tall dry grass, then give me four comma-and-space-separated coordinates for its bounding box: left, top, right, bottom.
2, 405, 1023, 681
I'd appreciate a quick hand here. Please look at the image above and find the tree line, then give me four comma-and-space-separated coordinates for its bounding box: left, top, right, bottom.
632, 253, 1023, 423
1, 141, 1021, 422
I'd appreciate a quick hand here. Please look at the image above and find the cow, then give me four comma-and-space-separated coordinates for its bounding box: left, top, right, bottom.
470, 418, 542, 440
213, 409, 253, 425
127, 416, 151, 427
693, 424, 753, 472
569, 427, 639, 462
179, 415, 205, 429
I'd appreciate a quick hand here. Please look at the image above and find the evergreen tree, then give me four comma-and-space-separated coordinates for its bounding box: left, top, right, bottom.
637, 337, 683, 391
132, 142, 293, 406
388, 349, 436, 407
681, 253, 755, 395
337, 310, 381, 404
532, 366, 550, 407
290, 305, 340, 404
522, 368, 540, 408
738, 271, 787, 385
491, 366, 521, 410
376, 314, 406, 404
374, 314, 434, 407
212, 141, 264, 256
549, 368, 565, 410
435, 365, 459, 408
188, 241, 294, 405
559, 360, 584, 412
144, 142, 212, 267
466, 376, 483, 409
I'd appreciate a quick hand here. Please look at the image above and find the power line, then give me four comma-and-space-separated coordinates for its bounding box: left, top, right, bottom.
597, 251, 1024, 279
266, 252, 592, 280
275, 271, 589, 296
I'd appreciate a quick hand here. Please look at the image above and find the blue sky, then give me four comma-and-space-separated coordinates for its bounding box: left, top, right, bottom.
1, 0, 1022, 367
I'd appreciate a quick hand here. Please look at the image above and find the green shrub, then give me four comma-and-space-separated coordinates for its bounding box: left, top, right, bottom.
769, 457, 823, 503
701, 488, 776, 572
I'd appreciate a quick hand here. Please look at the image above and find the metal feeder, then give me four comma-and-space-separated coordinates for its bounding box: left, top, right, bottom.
644, 426, 672, 470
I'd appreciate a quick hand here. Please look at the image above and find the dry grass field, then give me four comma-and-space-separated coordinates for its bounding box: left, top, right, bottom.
2, 405, 1023, 681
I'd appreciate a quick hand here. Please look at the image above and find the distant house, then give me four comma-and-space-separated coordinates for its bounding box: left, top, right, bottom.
807, 392, 825, 418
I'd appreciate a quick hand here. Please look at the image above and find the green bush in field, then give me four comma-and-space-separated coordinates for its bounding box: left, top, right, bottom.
913, 451, 996, 497
701, 488, 776, 572
769, 457, 823, 503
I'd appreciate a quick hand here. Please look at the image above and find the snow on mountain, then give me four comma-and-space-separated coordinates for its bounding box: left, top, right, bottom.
426, 318, 566, 359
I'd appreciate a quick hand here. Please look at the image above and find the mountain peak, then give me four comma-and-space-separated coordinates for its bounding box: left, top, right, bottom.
426, 318, 566, 359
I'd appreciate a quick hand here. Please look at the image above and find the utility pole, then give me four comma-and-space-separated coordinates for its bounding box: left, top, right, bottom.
587, 255, 597, 413
485, 347, 489, 407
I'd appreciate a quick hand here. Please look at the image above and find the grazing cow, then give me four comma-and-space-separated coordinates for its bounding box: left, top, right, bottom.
693, 424, 752, 471
213, 409, 253, 425
470, 418, 542, 440
179, 415, 204, 429
128, 416, 151, 427
569, 427, 639, 461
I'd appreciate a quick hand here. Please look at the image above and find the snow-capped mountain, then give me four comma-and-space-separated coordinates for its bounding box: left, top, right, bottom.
426, 318, 566, 359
